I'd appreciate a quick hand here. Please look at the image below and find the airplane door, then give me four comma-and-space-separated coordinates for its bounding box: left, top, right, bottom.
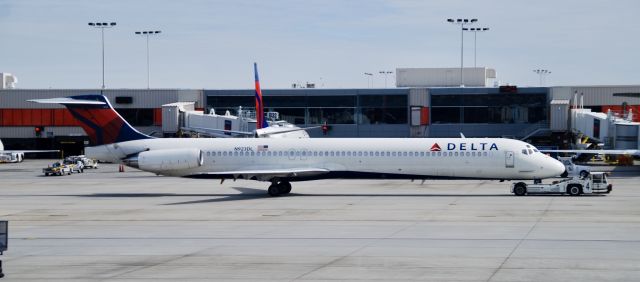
505, 151, 515, 168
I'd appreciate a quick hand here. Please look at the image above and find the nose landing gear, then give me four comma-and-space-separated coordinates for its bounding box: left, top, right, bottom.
268, 180, 292, 197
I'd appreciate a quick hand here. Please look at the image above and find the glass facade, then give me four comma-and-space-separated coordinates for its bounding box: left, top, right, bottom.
115, 108, 154, 126
204, 90, 408, 125
431, 93, 547, 124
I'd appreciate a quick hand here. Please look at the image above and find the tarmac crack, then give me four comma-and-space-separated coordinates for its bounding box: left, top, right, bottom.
486, 196, 555, 282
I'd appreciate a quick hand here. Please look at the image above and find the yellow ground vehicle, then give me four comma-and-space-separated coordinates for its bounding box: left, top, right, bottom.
43, 162, 72, 176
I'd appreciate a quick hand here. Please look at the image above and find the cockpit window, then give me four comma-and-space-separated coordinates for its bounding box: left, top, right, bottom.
528, 149, 533, 154
533, 149, 539, 153
522, 149, 528, 155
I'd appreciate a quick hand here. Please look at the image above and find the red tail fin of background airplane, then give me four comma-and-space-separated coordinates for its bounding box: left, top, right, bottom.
254, 63, 268, 129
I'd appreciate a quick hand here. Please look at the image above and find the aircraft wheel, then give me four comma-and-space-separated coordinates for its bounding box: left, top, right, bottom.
268, 184, 281, 197
280, 181, 292, 194
514, 183, 527, 196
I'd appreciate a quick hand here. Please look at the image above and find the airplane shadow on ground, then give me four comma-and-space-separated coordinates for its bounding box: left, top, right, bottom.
49, 187, 606, 205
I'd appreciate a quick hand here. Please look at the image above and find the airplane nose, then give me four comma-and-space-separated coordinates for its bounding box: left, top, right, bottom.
548, 158, 565, 177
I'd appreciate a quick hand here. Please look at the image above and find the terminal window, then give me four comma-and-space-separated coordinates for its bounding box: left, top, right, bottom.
359, 95, 408, 124
431, 94, 547, 124
115, 108, 154, 126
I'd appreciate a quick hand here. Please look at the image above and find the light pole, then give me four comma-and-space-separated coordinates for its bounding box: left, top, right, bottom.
135, 30, 161, 89
447, 18, 477, 87
379, 71, 393, 88
463, 27, 489, 68
533, 69, 551, 86
364, 72, 373, 88
88, 22, 116, 89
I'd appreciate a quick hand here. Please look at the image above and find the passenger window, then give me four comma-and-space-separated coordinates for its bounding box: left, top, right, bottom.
472, 152, 476, 157
330, 151, 335, 157
358, 151, 363, 157
223, 151, 228, 157
483, 152, 488, 156
465, 152, 470, 156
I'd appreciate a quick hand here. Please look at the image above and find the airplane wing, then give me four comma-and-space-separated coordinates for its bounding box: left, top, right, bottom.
258, 125, 323, 136
188, 168, 330, 180
540, 149, 639, 155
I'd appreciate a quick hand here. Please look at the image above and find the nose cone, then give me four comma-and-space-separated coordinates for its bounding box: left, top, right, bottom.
545, 157, 566, 178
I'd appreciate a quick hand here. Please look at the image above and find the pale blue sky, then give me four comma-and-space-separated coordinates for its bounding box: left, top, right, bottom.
0, 0, 638, 89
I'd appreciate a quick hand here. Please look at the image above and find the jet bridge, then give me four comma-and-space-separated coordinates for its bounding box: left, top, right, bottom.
570, 108, 640, 150
162, 102, 308, 138
162, 102, 256, 137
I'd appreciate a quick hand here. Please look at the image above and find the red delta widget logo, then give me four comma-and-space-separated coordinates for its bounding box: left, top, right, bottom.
430, 142, 498, 151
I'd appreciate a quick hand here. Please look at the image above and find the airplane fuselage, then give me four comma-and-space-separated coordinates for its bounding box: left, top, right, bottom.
87, 137, 564, 181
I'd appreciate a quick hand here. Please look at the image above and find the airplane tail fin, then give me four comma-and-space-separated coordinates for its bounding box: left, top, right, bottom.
28, 95, 152, 146
254, 63, 268, 129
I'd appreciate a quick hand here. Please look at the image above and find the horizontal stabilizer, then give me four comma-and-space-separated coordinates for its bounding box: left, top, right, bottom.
28, 97, 106, 105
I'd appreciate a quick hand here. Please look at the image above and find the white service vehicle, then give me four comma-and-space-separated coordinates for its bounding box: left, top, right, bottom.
511, 172, 612, 196
65, 155, 98, 169
558, 156, 591, 178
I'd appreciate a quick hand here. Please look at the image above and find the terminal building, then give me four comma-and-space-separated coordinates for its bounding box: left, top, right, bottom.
1, 69, 640, 154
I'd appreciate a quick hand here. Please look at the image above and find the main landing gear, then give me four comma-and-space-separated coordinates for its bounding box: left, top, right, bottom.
268, 180, 292, 197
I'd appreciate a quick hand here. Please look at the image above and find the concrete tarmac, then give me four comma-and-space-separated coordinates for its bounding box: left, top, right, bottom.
1, 160, 639, 281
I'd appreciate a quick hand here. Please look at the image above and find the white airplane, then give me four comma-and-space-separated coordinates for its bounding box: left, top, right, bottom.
0, 139, 59, 163
28, 67, 565, 196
